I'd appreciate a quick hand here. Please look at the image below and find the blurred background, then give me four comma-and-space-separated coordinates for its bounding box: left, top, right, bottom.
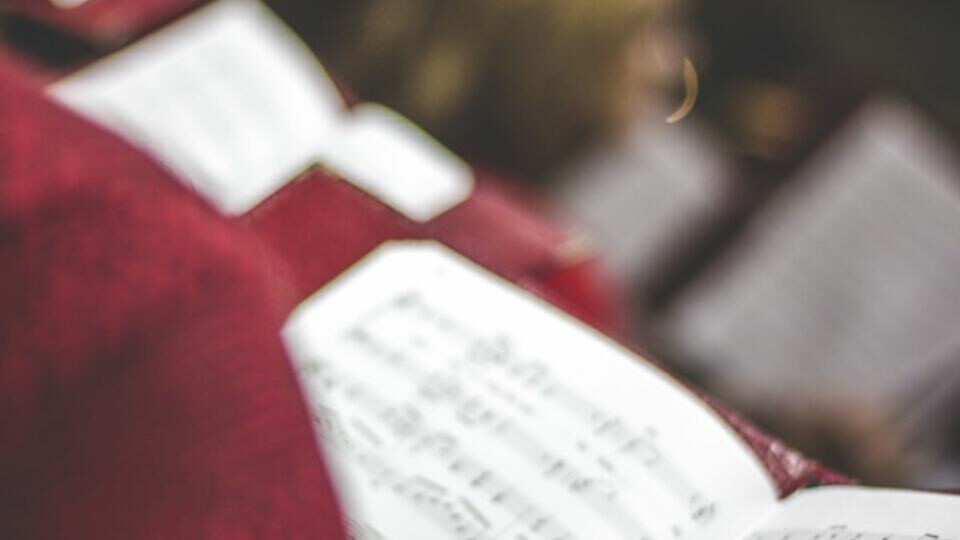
281, 0, 960, 489
5, 0, 958, 490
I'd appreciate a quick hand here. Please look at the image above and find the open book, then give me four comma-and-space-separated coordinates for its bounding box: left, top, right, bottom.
284, 241, 960, 540
49, 0, 472, 220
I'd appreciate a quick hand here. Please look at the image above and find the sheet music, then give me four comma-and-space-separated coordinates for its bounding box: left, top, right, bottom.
745, 487, 960, 540
50, 0, 473, 220
284, 241, 777, 540
749, 529, 955, 540
50, 0, 345, 214
665, 99, 960, 405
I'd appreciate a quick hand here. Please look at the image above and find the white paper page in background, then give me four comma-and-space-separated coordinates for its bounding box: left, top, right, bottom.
666, 99, 960, 404
323, 104, 474, 222
552, 111, 727, 285
744, 486, 960, 540
284, 241, 777, 540
49, 0, 345, 214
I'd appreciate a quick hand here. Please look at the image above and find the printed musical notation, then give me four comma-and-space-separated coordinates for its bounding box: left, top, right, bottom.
294, 288, 725, 540
747, 527, 955, 540
303, 358, 576, 539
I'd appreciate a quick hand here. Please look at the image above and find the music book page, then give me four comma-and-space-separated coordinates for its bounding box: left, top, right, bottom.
50, 0, 345, 214
745, 486, 960, 540
50, 0, 474, 220
665, 99, 960, 405
284, 241, 777, 540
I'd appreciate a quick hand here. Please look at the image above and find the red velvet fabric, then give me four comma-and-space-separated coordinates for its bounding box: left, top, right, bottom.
0, 58, 347, 539
242, 169, 420, 309
242, 169, 625, 330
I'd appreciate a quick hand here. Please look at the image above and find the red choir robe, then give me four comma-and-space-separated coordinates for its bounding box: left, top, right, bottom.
0, 55, 347, 539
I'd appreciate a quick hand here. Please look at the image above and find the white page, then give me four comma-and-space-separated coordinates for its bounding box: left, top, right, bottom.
552, 108, 727, 285
745, 486, 960, 540
49, 0, 474, 220
50, 0, 346, 214
284, 241, 777, 540
665, 99, 960, 405
322, 104, 474, 222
